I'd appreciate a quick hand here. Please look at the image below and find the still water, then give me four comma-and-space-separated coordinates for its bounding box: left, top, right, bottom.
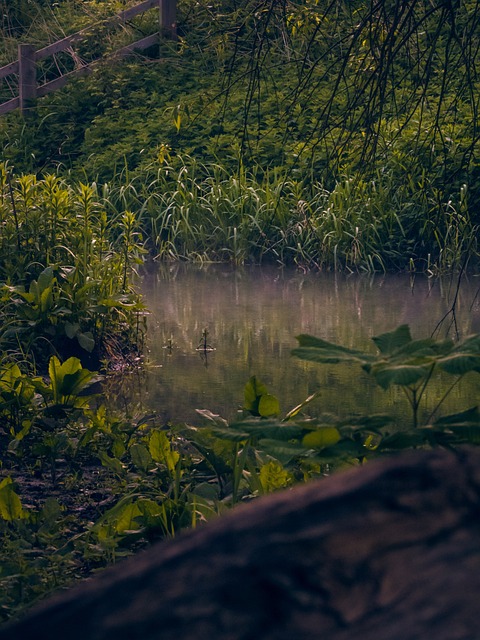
122, 264, 480, 427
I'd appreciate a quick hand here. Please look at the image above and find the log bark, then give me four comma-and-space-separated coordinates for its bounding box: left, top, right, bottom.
2, 447, 480, 640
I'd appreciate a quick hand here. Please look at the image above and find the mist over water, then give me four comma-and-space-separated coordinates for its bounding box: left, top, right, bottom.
123, 265, 480, 426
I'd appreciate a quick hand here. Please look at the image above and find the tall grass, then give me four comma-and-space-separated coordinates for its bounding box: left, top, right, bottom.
98, 154, 478, 273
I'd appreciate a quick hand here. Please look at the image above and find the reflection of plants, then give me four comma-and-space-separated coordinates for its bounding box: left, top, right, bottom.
196, 327, 215, 352
194, 328, 480, 483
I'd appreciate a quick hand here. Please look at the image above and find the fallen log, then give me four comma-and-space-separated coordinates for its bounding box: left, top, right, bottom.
2, 447, 480, 640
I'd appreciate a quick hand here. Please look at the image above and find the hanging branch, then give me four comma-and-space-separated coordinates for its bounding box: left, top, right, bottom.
218, 0, 480, 177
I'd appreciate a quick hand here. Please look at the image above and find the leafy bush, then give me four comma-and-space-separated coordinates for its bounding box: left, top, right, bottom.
0, 0, 479, 272
0, 165, 145, 369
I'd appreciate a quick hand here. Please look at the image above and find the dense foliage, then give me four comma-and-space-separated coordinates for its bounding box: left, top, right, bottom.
1, 325, 480, 620
0, 163, 145, 370
0, 0, 479, 271
0, 0, 480, 625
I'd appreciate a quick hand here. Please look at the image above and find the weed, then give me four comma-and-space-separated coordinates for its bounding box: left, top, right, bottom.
0, 165, 146, 370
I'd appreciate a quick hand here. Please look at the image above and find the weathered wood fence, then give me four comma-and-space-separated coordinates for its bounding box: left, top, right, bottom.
0, 0, 176, 116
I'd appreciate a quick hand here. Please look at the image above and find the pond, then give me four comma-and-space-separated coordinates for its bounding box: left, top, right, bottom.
117, 264, 480, 428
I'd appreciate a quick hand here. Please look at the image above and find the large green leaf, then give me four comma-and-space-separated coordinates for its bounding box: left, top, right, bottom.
430, 408, 480, 444
37, 266, 55, 293
40, 286, 53, 313
243, 376, 269, 413
195, 409, 229, 428
293, 334, 371, 364
302, 427, 341, 449
437, 426, 480, 444
136, 499, 165, 525
210, 426, 250, 442
77, 331, 95, 353
369, 363, 429, 389
258, 439, 310, 463
258, 393, 280, 417
458, 426, 480, 444
48, 356, 97, 403
62, 369, 96, 397
0, 478, 27, 521
65, 322, 80, 339
455, 334, 480, 352
98, 451, 125, 476
433, 406, 480, 427
0, 363, 22, 388
148, 430, 179, 472
0, 364, 34, 405
377, 431, 430, 450
336, 414, 395, 430
48, 356, 63, 402
130, 443, 153, 472
438, 353, 480, 375
49, 356, 82, 400
308, 439, 371, 462
229, 419, 303, 441
392, 337, 448, 359
114, 501, 143, 534
372, 325, 412, 354
259, 461, 292, 492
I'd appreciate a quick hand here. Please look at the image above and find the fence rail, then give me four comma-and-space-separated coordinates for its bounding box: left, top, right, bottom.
0, 0, 176, 116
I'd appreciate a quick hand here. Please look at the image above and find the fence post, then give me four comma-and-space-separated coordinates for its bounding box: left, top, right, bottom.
18, 44, 36, 113
160, 0, 177, 40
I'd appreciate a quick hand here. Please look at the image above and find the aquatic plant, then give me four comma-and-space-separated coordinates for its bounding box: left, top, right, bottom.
198, 327, 480, 479
95, 155, 479, 273
292, 325, 480, 431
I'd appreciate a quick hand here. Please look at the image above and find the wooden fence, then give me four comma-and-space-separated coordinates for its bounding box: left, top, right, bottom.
0, 0, 176, 116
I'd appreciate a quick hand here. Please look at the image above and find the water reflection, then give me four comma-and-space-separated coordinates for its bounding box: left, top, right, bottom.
122, 265, 480, 426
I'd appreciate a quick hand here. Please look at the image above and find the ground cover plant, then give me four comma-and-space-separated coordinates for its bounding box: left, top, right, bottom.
0, 158, 148, 616
0, 163, 145, 371
1, 325, 480, 621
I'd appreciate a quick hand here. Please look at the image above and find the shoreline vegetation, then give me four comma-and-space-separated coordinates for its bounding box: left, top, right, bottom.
0, 0, 480, 624
2, 161, 478, 276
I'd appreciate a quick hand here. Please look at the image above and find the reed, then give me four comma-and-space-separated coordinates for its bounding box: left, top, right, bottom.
102, 155, 478, 273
